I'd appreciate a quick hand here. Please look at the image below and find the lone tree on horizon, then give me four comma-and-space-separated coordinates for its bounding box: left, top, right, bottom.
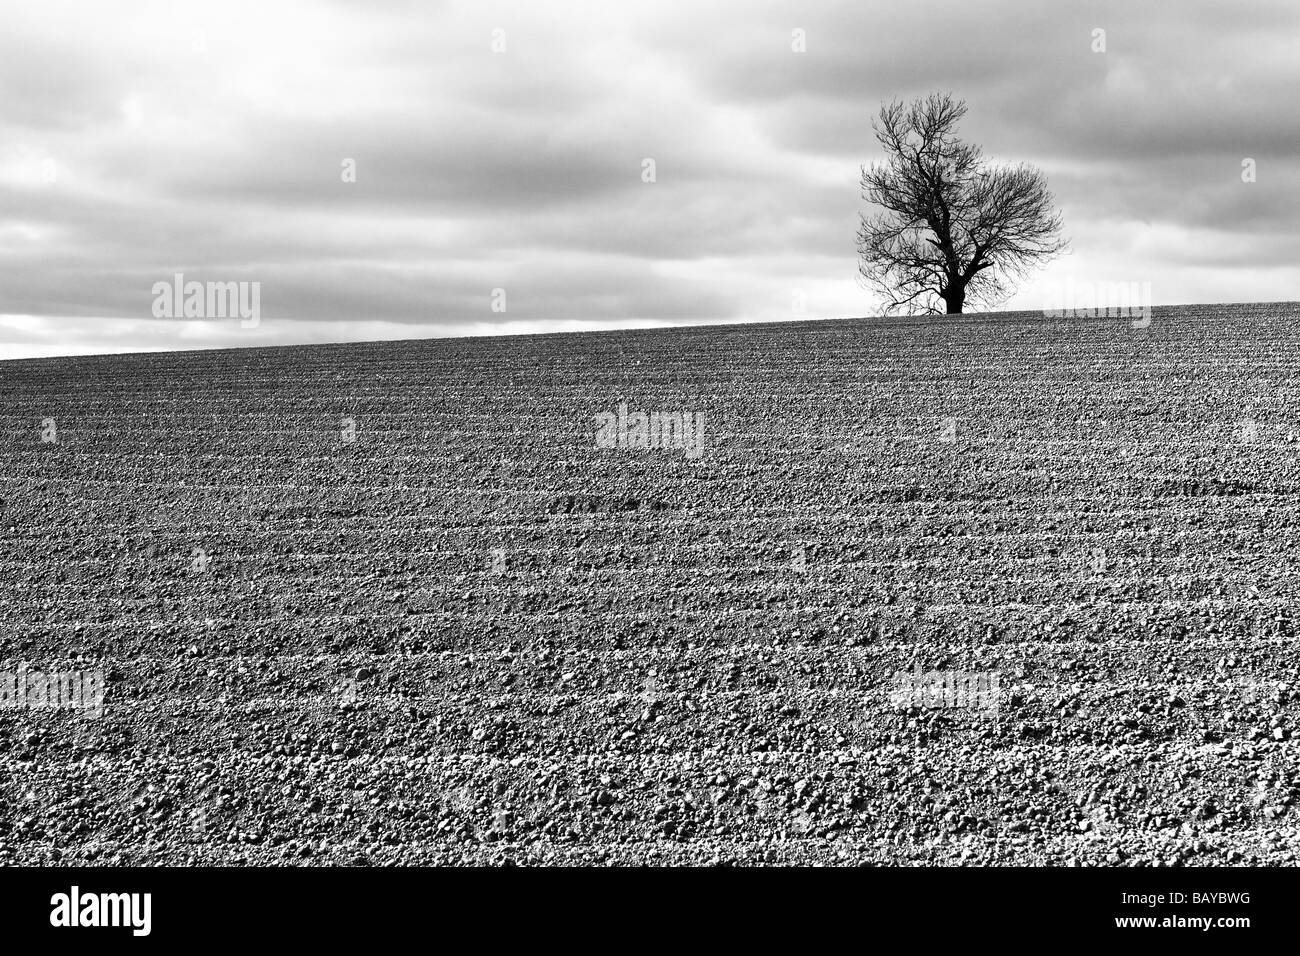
857, 93, 1066, 315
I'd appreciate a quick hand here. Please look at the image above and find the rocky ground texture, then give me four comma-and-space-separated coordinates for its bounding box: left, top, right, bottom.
2, 303, 1300, 866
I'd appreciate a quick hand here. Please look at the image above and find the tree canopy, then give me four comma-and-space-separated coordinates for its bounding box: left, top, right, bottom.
857, 93, 1067, 315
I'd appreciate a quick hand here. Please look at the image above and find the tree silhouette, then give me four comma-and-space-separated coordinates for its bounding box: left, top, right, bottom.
857, 93, 1066, 315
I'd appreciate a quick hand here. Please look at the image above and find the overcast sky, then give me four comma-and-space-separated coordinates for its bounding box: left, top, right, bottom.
1, 0, 1296, 359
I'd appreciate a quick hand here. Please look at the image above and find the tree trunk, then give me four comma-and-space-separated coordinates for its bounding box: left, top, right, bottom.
943, 284, 965, 314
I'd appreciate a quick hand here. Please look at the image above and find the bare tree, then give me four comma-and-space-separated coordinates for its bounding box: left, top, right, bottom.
857, 93, 1066, 315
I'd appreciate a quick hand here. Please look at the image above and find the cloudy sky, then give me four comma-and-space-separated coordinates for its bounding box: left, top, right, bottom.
1, 0, 1296, 359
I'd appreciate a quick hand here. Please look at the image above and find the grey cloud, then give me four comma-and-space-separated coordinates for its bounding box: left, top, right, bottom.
0, 0, 1296, 358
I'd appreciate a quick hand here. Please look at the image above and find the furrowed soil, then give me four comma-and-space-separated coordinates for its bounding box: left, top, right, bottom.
2, 303, 1299, 866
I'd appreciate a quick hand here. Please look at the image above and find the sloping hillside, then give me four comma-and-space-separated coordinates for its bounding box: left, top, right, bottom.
2, 303, 1299, 865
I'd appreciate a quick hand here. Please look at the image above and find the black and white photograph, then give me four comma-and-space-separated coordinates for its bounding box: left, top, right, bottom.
0, 0, 1292, 941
